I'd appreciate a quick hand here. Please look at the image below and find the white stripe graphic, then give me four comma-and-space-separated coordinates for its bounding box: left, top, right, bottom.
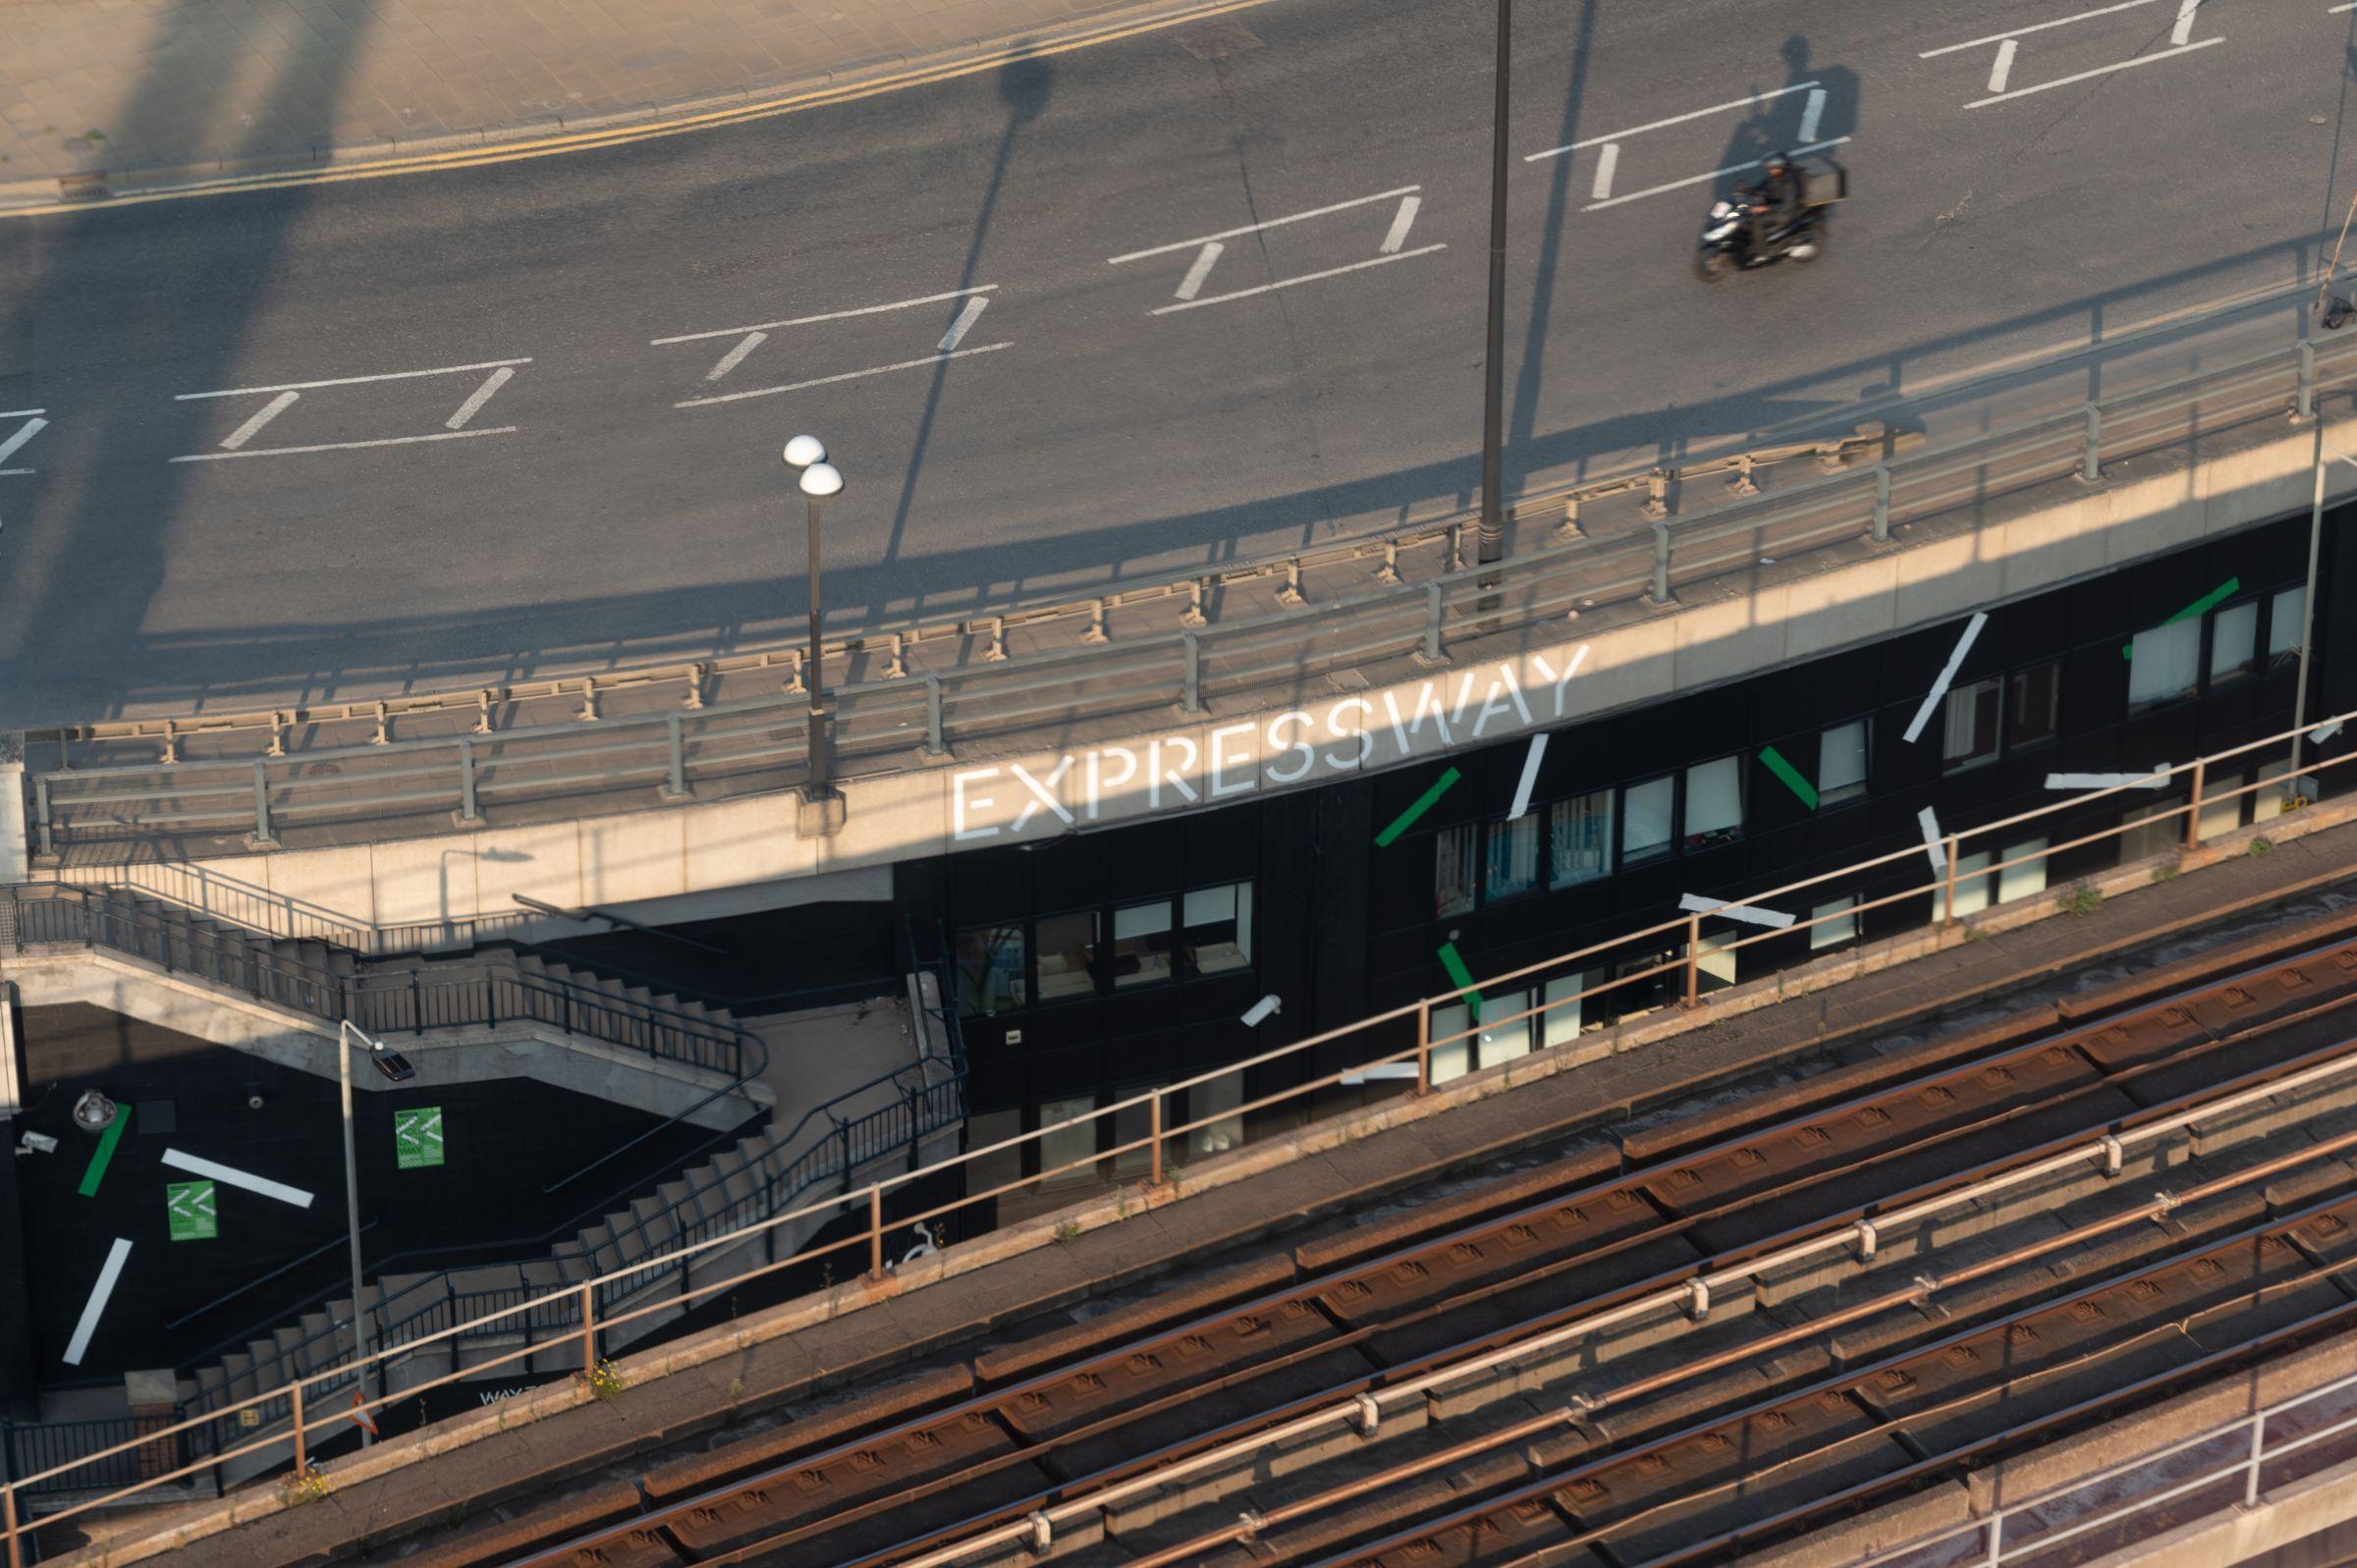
675, 344, 1014, 407
1902, 613, 1990, 744
1967, 40, 2220, 108
1175, 243, 1225, 300
1796, 87, 1827, 145
1921, 0, 2157, 57
1919, 807, 1949, 876
171, 428, 516, 462
1677, 893, 1795, 930
219, 391, 298, 451
1379, 194, 1422, 254
2313, 718, 2346, 744
1341, 1063, 1422, 1085
1988, 38, 2018, 94
161, 1149, 316, 1209
177, 358, 530, 400
1590, 142, 1620, 201
706, 331, 768, 380
938, 295, 991, 351
64, 1239, 133, 1366
1583, 138, 1850, 212
1153, 246, 1447, 314
1110, 188, 1419, 263
1508, 733, 1550, 821
1530, 81, 1822, 159
2046, 767, 2171, 791
0, 415, 49, 466
2171, 0, 2200, 45
652, 287, 995, 345
444, 366, 515, 431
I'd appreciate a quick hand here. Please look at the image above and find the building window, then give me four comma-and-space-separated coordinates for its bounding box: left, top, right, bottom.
1111, 900, 1175, 988
1809, 895, 1858, 950
1431, 988, 1535, 1085
1550, 790, 1614, 887
2211, 600, 2258, 686
1435, 825, 1477, 917
1997, 837, 2050, 904
2117, 800, 2183, 863
1182, 883, 1254, 975
956, 924, 1026, 1016
2127, 619, 2201, 710
2007, 665, 2060, 750
1621, 777, 1674, 864
1541, 969, 1606, 1047
1682, 756, 1744, 849
1819, 721, 1869, 805
2270, 585, 2306, 669
2198, 773, 2246, 842
1933, 850, 1996, 922
1039, 1096, 1099, 1183
1943, 677, 2001, 771
1035, 910, 1101, 1001
1486, 816, 1542, 902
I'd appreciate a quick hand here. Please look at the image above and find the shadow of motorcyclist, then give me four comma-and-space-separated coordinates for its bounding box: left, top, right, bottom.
1713, 33, 1861, 197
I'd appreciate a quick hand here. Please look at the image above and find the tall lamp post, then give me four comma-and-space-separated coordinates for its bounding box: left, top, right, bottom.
784, 436, 848, 836
1475, 0, 1513, 571
335, 1020, 412, 1448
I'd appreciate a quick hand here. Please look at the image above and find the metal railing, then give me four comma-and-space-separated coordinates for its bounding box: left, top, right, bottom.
5, 711, 2347, 1563
1, 1412, 198, 1499
0, 884, 752, 1080
27, 330, 2357, 854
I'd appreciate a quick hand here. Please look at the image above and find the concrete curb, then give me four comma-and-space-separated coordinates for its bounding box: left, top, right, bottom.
0, 0, 1279, 215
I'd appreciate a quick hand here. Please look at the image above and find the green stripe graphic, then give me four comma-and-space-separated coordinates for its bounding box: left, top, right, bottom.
1758, 744, 1819, 809
1375, 767, 1462, 847
77, 1106, 132, 1198
2123, 577, 2240, 658
1436, 942, 1483, 1024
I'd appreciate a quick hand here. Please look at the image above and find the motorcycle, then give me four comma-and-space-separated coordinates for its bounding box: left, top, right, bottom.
1694, 152, 1844, 283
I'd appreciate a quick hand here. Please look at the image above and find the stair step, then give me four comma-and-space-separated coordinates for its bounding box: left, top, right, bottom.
628, 1196, 682, 1255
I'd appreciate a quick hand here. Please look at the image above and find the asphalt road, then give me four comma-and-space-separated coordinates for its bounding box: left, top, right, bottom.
0, 0, 2350, 727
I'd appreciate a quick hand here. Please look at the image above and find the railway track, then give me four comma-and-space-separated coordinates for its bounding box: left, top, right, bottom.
410, 924, 2357, 1568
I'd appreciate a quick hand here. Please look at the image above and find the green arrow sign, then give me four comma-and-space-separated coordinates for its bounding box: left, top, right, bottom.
395, 1107, 445, 1169
166, 1180, 217, 1241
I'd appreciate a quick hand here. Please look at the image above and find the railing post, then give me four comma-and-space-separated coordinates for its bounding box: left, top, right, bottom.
457, 737, 481, 825
1181, 632, 1204, 715
2245, 1412, 2266, 1508
2080, 402, 2102, 483
289, 1379, 307, 1477
923, 675, 947, 757
578, 1282, 597, 1374
1149, 1090, 1165, 1186
1871, 464, 1891, 544
249, 760, 277, 847
1414, 1004, 1432, 1095
2185, 759, 2207, 850
1649, 520, 1674, 606
3, 1479, 19, 1568
661, 714, 688, 800
1984, 1508, 2003, 1567
1943, 837, 1960, 929
2298, 341, 2317, 423
868, 1184, 885, 1278
1682, 913, 1701, 1007
1423, 582, 1446, 664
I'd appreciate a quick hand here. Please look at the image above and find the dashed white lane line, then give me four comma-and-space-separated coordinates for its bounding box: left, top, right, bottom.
706, 331, 769, 381
1378, 194, 1423, 254
674, 343, 1014, 407
0, 407, 43, 417
1901, 612, 1989, 744
1108, 187, 1420, 264
445, 366, 516, 431
1175, 242, 1226, 301
218, 390, 299, 451
1796, 86, 1827, 144
1589, 143, 1620, 202
1920, 0, 2158, 57
1507, 732, 1549, 821
162, 1147, 315, 1208
0, 414, 49, 466
2171, 0, 2201, 44
63, 1238, 132, 1367
938, 295, 991, 351
650, 287, 995, 346
1966, 37, 2220, 106
1527, 81, 1821, 161
1988, 38, 2018, 94
169, 427, 518, 462
1582, 138, 1850, 212
176, 358, 530, 400
2334, 3, 2357, 14
1151, 244, 1448, 314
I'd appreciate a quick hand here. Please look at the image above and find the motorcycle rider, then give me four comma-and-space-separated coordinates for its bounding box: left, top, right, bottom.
1743, 152, 1803, 259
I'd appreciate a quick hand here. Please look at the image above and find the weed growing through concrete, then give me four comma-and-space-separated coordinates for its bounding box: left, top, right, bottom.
2056, 886, 2103, 917
1964, 925, 1992, 944
2250, 837, 2276, 856
1054, 1219, 1083, 1245
581, 1358, 625, 1402
279, 1468, 331, 1507
2152, 857, 2182, 883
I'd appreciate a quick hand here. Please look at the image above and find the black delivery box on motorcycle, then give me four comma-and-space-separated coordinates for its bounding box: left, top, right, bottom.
1794, 154, 1848, 207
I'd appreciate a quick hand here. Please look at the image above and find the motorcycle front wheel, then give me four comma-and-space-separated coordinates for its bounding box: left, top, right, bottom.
1694, 249, 1733, 283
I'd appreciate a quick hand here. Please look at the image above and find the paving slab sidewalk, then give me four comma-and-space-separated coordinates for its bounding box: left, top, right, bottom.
0, 0, 1268, 197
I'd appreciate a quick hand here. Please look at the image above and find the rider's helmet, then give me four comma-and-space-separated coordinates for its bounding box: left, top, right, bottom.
1763, 152, 1791, 180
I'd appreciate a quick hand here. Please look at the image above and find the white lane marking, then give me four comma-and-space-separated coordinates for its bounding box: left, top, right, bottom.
0, 407, 44, 417
445, 366, 516, 430
1528, 81, 1821, 160
176, 358, 530, 400
705, 331, 768, 381
161, 1148, 316, 1208
1677, 893, 1796, 929
1920, 0, 2157, 57
1109, 187, 1420, 263
2171, 0, 2201, 44
1589, 142, 1620, 201
0, 414, 49, 466
2334, 3, 2357, 13
1175, 242, 1226, 300
1919, 808, 1948, 876
1342, 1063, 1422, 1084
2047, 767, 2171, 790
1152, 245, 1448, 314
1796, 87, 1827, 144
1988, 38, 2018, 94
675, 343, 1014, 407
0, 471, 28, 477
63, 1238, 133, 1367
938, 295, 991, 351
170, 427, 517, 462
1583, 138, 1850, 213
1379, 194, 1422, 254
1901, 613, 1990, 745
218, 390, 299, 451
651, 286, 996, 346
1508, 733, 1549, 821
1967, 39, 2220, 107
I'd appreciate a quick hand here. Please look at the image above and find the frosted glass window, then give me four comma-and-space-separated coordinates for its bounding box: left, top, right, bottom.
1622, 777, 1673, 863
1943, 678, 2001, 770
1112, 900, 1175, 989
1434, 989, 1534, 1083
2261, 759, 2299, 819
1997, 838, 2050, 904
1819, 722, 1868, 804
1541, 971, 1597, 1048
1690, 931, 1738, 995
1435, 826, 1477, 917
1810, 896, 1857, 950
1486, 816, 1541, 902
1550, 790, 1614, 886
1183, 883, 1254, 974
1039, 1096, 1098, 1182
1187, 1071, 1243, 1158
2270, 586, 2307, 666
2127, 620, 2200, 709
2117, 801, 2183, 863
2199, 773, 2246, 842
1429, 1000, 1475, 1085
2211, 602, 2258, 685
1933, 850, 1995, 922
1683, 757, 1744, 847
